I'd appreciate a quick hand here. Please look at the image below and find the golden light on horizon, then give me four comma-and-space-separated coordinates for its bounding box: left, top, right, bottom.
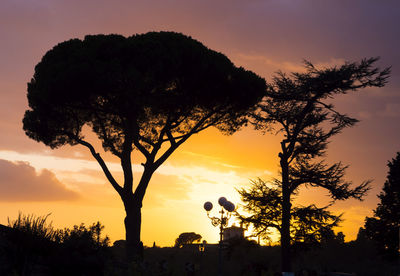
0, 122, 372, 246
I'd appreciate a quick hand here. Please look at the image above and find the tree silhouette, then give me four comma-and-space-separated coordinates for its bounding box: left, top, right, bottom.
237, 179, 341, 247
251, 58, 390, 272
174, 232, 202, 247
364, 152, 400, 259
22, 32, 266, 262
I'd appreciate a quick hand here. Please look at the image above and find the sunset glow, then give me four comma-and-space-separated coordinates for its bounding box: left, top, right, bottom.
1, 0, 399, 248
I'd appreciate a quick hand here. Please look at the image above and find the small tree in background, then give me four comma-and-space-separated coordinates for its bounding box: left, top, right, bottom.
251, 58, 390, 272
174, 232, 202, 247
364, 152, 400, 259
22, 32, 266, 262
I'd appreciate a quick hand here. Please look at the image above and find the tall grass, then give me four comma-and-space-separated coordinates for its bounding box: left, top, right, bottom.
7, 212, 61, 242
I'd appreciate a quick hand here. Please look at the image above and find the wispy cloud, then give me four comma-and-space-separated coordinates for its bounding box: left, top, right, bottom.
235, 53, 346, 74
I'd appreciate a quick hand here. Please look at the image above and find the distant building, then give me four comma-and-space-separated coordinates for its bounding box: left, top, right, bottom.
223, 224, 246, 241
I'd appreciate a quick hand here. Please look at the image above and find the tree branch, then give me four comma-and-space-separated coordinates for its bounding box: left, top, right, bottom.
165, 129, 176, 146
76, 138, 123, 195
91, 111, 122, 157
139, 136, 156, 147
153, 111, 217, 169
121, 132, 134, 192
132, 123, 151, 159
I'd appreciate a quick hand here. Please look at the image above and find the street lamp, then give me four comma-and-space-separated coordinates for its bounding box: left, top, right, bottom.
203, 197, 235, 275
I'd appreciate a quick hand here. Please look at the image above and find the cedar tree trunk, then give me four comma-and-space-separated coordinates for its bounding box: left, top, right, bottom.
280, 151, 292, 272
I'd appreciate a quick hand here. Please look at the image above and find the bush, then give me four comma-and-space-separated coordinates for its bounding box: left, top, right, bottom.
0, 213, 111, 275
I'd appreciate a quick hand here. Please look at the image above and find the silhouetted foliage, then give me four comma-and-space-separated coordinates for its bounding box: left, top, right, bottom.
0, 213, 110, 275
59, 222, 110, 250
333, 231, 345, 244
237, 179, 342, 249
2, 213, 59, 275
140, 241, 398, 275
175, 232, 202, 247
54, 222, 111, 275
7, 212, 60, 242
225, 236, 259, 260
251, 58, 390, 271
22, 31, 266, 262
364, 151, 400, 259
355, 226, 369, 243
3, 218, 397, 276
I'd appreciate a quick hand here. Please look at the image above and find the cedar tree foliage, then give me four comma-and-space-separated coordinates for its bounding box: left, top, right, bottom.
237, 179, 342, 247
251, 58, 390, 272
365, 152, 400, 259
22, 32, 266, 261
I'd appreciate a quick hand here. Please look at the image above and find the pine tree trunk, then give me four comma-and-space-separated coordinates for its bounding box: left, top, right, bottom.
280, 155, 292, 273
123, 197, 143, 263
121, 166, 154, 264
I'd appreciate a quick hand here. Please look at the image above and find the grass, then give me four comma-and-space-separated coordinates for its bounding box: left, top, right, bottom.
7, 212, 61, 242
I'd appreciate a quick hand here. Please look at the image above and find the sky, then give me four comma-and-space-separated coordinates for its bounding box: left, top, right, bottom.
0, 0, 399, 246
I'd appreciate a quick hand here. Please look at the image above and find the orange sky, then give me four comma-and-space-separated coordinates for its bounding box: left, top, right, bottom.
0, 0, 399, 246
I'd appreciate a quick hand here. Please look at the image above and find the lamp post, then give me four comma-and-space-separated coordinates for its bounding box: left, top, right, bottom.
203, 197, 235, 276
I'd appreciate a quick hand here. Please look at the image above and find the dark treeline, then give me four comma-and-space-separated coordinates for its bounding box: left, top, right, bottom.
1, 219, 399, 276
